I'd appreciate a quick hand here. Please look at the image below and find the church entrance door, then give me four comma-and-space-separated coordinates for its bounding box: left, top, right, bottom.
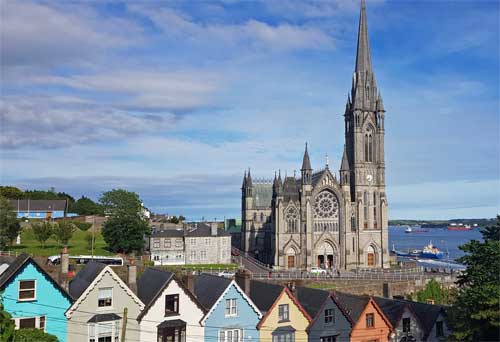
327, 255, 334, 269
317, 255, 324, 267
287, 255, 295, 268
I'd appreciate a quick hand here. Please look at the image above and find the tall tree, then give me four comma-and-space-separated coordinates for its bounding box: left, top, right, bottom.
53, 220, 76, 246
448, 215, 500, 341
0, 196, 21, 249
31, 222, 54, 248
69, 196, 104, 215
100, 189, 149, 253
0, 186, 24, 199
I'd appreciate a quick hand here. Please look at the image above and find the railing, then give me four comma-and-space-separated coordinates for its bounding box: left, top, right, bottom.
250, 271, 427, 282
0, 251, 19, 257
232, 247, 272, 271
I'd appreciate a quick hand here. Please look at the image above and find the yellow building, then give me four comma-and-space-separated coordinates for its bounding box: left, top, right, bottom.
257, 287, 312, 342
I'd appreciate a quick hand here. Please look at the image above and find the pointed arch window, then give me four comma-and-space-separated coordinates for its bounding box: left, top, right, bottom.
285, 207, 298, 233
364, 127, 374, 162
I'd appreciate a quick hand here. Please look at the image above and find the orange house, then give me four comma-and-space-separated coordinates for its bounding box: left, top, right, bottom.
335, 292, 393, 342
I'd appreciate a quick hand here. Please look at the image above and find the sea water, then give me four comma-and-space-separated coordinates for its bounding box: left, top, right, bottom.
389, 226, 483, 261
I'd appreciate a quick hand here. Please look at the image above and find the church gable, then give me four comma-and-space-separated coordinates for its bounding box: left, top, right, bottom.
312, 168, 340, 191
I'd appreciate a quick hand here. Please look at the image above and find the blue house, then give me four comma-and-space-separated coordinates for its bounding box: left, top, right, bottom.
193, 274, 262, 342
9, 199, 67, 219
0, 253, 73, 342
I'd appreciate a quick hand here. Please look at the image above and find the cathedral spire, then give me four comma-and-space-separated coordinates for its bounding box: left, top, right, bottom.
355, 0, 373, 74
340, 145, 349, 171
301, 142, 312, 171
246, 168, 252, 187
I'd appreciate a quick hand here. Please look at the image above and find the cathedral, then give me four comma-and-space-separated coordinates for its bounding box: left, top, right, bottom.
241, 0, 389, 270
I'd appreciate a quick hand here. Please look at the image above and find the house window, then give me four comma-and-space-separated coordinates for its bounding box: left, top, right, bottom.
190, 238, 196, 246
278, 304, 289, 321
200, 250, 207, 260
153, 239, 160, 248
165, 294, 179, 315
98, 288, 113, 307
175, 239, 183, 248
19, 317, 36, 329
18, 280, 36, 301
436, 321, 444, 337
225, 298, 237, 317
320, 337, 337, 342
39, 316, 45, 331
402, 317, 411, 332
164, 239, 171, 248
205, 238, 210, 246
88, 321, 120, 342
324, 308, 335, 324
366, 313, 375, 328
272, 332, 294, 342
220, 328, 241, 342
190, 250, 197, 260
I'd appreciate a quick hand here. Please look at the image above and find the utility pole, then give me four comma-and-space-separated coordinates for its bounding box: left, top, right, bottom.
121, 307, 128, 342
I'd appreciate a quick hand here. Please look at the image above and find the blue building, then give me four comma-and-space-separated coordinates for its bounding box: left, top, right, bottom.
193, 274, 262, 342
0, 253, 73, 342
9, 199, 67, 219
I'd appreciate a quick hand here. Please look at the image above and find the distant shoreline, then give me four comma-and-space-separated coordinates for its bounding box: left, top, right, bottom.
389, 218, 495, 228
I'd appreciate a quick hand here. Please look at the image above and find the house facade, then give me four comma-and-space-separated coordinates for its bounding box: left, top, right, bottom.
293, 287, 353, 342
149, 223, 232, 266
257, 287, 312, 342
66, 262, 144, 342
193, 274, 262, 342
137, 268, 205, 342
0, 253, 73, 342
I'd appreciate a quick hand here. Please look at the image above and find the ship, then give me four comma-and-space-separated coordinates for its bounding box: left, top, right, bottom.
405, 226, 429, 234
392, 242, 445, 260
448, 223, 472, 231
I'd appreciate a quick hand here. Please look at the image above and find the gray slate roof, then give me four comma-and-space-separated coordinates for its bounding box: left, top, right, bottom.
193, 274, 232, 310
246, 280, 283, 314
283, 177, 300, 202
69, 261, 107, 299
137, 268, 173, 306
151, 228, 185, 238
294, 287, 330, 319
9, 199, 67, 212
253, 182, 273, 208
373, 296, 408, 327
87, 313, 121, 323
406, 300, 445, 339
185, 223, 230, 237
334, 292, 371, 322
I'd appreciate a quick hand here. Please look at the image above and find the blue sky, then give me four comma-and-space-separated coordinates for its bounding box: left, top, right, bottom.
1, 0, 498, 220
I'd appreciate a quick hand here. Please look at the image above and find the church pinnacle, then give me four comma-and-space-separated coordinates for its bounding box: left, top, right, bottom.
355, 0, 373, 74
301, 143, 312, 171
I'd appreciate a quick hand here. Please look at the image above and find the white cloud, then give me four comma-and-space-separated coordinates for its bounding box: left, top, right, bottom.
128, 5, 335, 52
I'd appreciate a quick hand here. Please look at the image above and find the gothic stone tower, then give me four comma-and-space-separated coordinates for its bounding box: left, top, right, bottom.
343, 0, 389, 268
241, 0, 389, 269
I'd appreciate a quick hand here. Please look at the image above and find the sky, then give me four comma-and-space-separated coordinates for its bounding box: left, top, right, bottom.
0, 0, 499, 220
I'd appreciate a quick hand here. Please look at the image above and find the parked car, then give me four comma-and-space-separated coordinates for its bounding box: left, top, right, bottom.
217, 271, 235, 278
310, 267, 327, 275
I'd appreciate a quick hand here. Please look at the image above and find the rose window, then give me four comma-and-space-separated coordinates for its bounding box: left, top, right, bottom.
313, 191, 339, 232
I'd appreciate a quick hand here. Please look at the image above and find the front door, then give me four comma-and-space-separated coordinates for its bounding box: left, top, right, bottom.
287, 255, 295, 268
367, 253, 375, 266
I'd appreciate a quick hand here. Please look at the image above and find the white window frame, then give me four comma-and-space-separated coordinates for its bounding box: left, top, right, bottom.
200, 250, 207, 260
190, 238, 196, 246
278, 304, 289, 321
14, 315, 45, 331
225, 298, 237, 317
88, 320, 121, 342
97, 287, 113, 309
219, 328, 242, 342
18, 279, 36, 301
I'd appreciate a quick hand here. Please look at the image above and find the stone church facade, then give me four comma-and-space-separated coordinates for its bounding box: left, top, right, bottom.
241, 0, 389, 270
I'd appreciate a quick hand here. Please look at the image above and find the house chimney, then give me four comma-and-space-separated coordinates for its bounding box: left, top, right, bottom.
211, 222, 218, 236
59, 246, 69, 290
186, 273, 195, 294
235, 269, 251, 296
127, 257, 137, 294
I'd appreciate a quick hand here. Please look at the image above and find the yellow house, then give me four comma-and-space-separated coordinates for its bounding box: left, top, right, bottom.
257, 287, 312, 342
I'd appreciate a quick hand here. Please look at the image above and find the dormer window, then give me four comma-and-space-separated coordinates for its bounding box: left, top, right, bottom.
98, 287, 112, 307
165, 294, 179, 315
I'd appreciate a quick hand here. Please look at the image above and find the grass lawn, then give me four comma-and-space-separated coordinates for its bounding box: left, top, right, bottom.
7, 228, 114, 257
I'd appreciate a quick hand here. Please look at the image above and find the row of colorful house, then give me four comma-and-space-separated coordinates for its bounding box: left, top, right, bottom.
0, 253, 450, 342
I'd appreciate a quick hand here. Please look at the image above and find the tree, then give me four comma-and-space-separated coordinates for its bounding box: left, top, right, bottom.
179, 215, 186, 222
0, 186, 24, 199
13, 329, 58, 342
74, 221, 93, 231
415, 279, 455, 305
0, 302, 15, 342
84, 232, 94, 252
448, 215, 500, 341
52, 220, 76, 246
69, 196, 104, 215
100, 189, 149, 253
31, 222, 54, 248
0, 196, 21, 249
169, 216, 180, 224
